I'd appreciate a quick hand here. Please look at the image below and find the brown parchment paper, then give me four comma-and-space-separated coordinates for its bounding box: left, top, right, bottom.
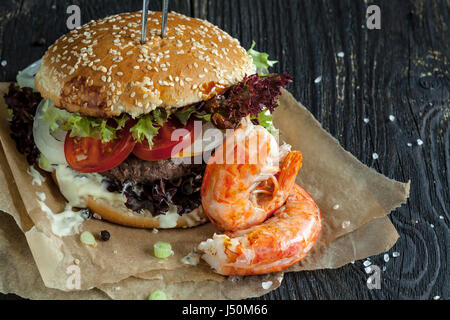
0, 83, 409, 299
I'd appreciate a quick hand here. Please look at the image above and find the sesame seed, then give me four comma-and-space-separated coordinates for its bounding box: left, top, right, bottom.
199, 74, 205, 78
101, 75, 106, 82
116, 71, 123, 76
130, 92, 136, 98
133, 65, 140, 69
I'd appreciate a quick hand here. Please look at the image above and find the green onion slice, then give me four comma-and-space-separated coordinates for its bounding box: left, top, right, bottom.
80, 231, 96, 246
148, 290, 167, 300
153, 241, 172, 259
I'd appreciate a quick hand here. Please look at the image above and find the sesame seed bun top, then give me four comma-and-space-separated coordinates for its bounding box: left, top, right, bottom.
35, 11, 256, 118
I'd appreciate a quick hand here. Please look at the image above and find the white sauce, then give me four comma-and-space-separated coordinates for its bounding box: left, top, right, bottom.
27, 165, 45, 186
37, 200, 84, 237
54, 165, 126, 207
157, 205, 179, 229
35, 191, 46, 201
181, 250, 200, 266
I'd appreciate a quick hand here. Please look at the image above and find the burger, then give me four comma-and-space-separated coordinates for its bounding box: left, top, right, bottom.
5, 11, 291, 229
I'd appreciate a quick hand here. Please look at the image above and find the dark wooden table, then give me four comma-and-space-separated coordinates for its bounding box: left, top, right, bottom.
0, 0, 448, 300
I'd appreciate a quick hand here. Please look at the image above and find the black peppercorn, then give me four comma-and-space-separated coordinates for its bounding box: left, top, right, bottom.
100, 230, 110, 241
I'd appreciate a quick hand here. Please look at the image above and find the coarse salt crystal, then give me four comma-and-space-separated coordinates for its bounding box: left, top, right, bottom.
417, 139, 424, 146
314, 76, 322, 84
439, 216, 444, 220
341, 221, 350, 229
363, 118, 369, 123
392, 251, 400, 257
384, 254, 390, 262
407, 143, 412, 147
389, 115, 395, 121
337, 52, 345, 58
261, 281, 273, 289
433, 296, 440, 300
365, 266, 372, 273
372, 153, 379, 160
1, 60, 7, 67
363, 260, 372, 267
333, 204, 340, 210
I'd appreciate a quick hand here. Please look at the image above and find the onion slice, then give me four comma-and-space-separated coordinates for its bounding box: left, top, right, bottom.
33, 99, 68, 165
16, 59, 42, 90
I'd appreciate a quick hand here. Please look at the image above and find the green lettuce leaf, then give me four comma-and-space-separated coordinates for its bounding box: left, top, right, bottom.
194, 113, 212, 122
247, 41, 278, 75
152, 107, 170, 126
257, 108, 278, 136
100, 120, 116, 143
114, 113, 130, 130
174, 106, 212, 125
129, 115, 159, 147
174, 106, 196, 125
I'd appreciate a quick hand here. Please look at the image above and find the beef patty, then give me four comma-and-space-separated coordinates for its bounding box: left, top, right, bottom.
100, 155, 204, 184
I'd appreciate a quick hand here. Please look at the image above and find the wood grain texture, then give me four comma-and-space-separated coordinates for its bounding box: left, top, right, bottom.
0, 0, 448, 300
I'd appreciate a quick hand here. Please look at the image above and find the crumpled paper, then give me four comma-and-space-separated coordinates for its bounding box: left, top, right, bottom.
0, 83, 409, 299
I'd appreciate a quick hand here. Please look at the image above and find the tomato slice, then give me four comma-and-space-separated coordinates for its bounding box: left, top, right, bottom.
64, 121, 136, 173
133, 118, 196, 161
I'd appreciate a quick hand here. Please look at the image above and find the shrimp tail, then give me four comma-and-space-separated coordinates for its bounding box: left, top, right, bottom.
277, 151, 303, 192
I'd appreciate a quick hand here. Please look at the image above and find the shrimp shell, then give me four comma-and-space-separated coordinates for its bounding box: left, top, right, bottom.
198, 184, 322, 275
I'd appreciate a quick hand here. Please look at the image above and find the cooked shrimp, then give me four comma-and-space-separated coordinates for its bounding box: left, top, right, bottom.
201, 119, 298, 231
198, 184, 322, 275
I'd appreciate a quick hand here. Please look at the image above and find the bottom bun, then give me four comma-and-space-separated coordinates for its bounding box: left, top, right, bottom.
86, 198, 207, 229
52, 171, 208, 229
